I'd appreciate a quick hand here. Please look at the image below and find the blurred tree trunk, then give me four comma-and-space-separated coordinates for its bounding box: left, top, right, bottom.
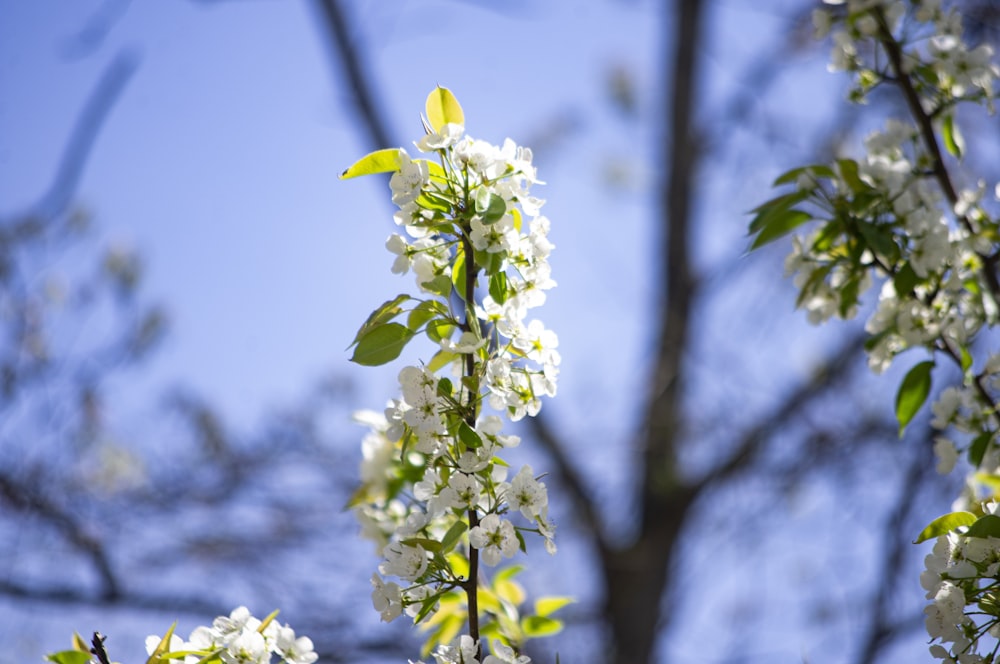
599, 1, 702, 660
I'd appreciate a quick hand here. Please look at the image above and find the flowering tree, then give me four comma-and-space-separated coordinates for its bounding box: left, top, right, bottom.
341, 86, 568, 663
750, 1, 1000, 661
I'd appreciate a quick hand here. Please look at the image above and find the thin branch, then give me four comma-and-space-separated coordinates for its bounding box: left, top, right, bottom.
4, 50, 139, 223
874, 8, 1000, 306
525, 412, 607, 551
313, 0, 394, 151
693, 329, 868, 493
0, 472, 120, 600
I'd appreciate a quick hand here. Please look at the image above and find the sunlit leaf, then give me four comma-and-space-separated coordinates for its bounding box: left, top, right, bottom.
914, 511, 976, 543
45, 652, 93, 664
339, 148, 403, 179
534, 596, 574, 617
351, 294, 412, 346
426, 86, 464, 132
521, 615, 563, 637
943, 114, 965, 159
351, 323, 415, 366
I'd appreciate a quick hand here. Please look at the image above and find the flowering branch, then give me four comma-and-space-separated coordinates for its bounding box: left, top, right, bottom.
752, 1, 1000, 661
342, 86, 568, 663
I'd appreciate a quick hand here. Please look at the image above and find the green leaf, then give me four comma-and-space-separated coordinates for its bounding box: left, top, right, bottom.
427, 349, 458, 373
855, 220, 897, 260
440, 520, 468, 554
351, 323, 415, 366
943, 114, 965, 159
426, 86, 464, 132
452, 249, 469, 300
458, 421, 483, 449
495, 564, 523, 582
45, 652, 93, 664
967, 514, 1000, 538
437, 377, 453, 399
413, 593, 442, 625
748, 191, 808, 233
534, 596, 574, 618
400, 537, 443, 552
773, 164, 836, 186
968, 431, 992, 468
490, 272, 509, 305
892, 263, 919, 298
521, 615, 563, 638
837, 158, 866, 193
426, 318, 455, 343
258, 609, 280, 632
476, 190, 507, 224
750, 209, 812, 250
339, 148, 403, 179
407, 299, 447, 332
960, 346, 974, 376
914, 511, 976, 543
895, 360, 934, 436
352, 294, 412, 346
146, 623, 179, 664
423, 274, 454, 298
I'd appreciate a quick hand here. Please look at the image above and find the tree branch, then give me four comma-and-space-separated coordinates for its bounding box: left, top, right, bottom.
525, 412, 607, 551
313, 0, 394, 151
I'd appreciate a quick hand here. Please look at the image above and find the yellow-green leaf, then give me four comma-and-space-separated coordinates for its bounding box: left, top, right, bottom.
145, 622, 178, 664
521, 615, 563, 638
426, 86, 464, 132
46, 652, 93, 664
340, 148, 402, 179
534, 596, 574, 618
943, 114, 965, 160
914, 511, 976, 543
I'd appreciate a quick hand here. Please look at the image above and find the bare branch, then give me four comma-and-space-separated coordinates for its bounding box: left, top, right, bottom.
313, 0, 394, 151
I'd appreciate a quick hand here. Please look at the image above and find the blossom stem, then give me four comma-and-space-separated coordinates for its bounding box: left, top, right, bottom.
459, 227, 481, 656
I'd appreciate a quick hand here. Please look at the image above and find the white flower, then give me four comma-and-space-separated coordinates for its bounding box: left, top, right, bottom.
469, 514, 518, 566
371, 573, 404, 622
417, 122, 464, 151
221, 630, 268, 664
934, 437, 959, 474
380, 542, 428, 581
483, 640, 531, 664
390, 151, 430, 207
276, 625, 318, 664
431, 635, 480, 664
439, 472, 481, 510
505, 465, 548, 520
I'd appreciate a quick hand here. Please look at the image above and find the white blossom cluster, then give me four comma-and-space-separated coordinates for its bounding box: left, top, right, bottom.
405, 635, 530, 664
144, 606, 317, 664
921, 508, 1000, 664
